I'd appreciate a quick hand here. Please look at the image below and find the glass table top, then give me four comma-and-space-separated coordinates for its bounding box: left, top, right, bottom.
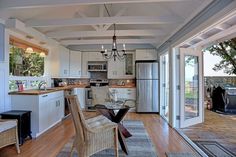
97, 99, 135, 110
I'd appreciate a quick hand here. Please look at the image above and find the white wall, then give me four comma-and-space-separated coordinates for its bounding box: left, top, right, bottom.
0, 25, 10, 112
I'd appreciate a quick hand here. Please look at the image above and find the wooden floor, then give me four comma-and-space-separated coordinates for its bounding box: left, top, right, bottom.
181, 110, 236, 154
0, 112, 197, 157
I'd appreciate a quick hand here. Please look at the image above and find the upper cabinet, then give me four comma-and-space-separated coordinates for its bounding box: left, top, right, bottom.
69, 50, 82, 77
81, 52, 105, 78
135, 49, 157, 61
50, 47, 82, 78
108, 51, 135, 79
50, 46, 70, 77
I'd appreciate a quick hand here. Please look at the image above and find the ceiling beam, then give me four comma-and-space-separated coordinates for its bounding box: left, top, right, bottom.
103, 7, 127, 30
0, 0, 193, 9
26, 16, 182, 27
76, 11, 100, 31
46, 30, 166, 39
60, 38, 159, 45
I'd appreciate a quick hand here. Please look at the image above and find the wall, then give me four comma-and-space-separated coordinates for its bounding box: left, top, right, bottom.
0, 24, 10, 112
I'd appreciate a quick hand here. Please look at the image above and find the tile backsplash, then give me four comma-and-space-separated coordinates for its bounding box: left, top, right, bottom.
51, 78, 135, 86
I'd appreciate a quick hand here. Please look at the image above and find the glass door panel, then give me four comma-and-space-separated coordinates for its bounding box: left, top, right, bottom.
184, 55, 199, 120
180, 48, 203, 128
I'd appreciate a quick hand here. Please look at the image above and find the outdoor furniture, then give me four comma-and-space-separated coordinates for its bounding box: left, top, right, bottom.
66, 95, 119, 157
0, 119, 20, 154
95, 99, 134, 155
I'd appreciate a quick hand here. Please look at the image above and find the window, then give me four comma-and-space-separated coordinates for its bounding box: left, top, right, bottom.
9, 45, 44, 76
9, 36, 48, 77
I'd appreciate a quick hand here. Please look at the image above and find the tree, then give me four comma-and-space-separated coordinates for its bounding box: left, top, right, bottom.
205, 37, 236, 75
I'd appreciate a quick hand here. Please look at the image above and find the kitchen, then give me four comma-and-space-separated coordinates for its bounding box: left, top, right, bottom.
1, 1, 226, 156
8, 45, 158, 138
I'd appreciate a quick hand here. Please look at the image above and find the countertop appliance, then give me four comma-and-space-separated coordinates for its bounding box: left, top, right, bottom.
136, 62, 159, 112
88, 61, 107, 72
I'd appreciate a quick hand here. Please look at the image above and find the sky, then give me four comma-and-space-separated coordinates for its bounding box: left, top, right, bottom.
204, 51, 236, 77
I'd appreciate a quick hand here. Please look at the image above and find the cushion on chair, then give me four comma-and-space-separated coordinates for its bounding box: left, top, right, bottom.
91, 86, 111, 105
0, 120, 17, 133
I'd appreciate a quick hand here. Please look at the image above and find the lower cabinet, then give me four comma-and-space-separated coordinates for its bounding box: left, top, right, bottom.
11, 91, 65, 138
74, 88, 86, 109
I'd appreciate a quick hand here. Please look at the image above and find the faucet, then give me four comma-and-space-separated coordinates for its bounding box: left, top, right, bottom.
38, 81, 47, 90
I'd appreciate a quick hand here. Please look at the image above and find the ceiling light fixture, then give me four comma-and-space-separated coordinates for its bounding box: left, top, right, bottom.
40, 52, 46, 57
25, 47, 34, 54
100, 4, 126, 61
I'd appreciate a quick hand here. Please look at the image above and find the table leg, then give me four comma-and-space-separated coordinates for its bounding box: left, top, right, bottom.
95, 107, 131, 154
118, 128, 129, 155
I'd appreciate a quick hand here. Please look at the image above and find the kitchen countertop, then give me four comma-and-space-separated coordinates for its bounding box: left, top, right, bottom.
8, 84, 88, 95
9, 84, 136, 95
109, 84, 136, 88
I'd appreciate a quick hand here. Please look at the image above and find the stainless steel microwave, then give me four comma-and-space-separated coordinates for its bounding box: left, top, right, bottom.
87, 61, 107, 72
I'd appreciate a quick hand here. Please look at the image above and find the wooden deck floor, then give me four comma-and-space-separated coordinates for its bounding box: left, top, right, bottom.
0, 112, 197, 157
181, 110, 236, 154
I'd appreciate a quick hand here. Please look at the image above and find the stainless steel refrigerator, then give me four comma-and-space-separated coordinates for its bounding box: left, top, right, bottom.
136, 62, 159, 112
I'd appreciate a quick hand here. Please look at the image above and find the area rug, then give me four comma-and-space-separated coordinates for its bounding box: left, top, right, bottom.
165, 152, 198, 157
193, 141, 236, 157
57, 120, 158, 157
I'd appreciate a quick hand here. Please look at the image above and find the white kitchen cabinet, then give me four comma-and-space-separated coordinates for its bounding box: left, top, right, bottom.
108, 59, 125, 79
50, 46, 70, 77
11, 91, 65, 138
108, 52, 135, 79
109, 88, 136, 111
74, 88, 86, 109
88, 52, 104, 61
81, 52, 90, 78
69, 51, 82, 77
135, 49, 157, 61
81, 52, 105, 78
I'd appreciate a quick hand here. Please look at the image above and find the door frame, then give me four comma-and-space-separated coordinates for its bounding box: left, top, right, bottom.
179, 48, 204, 128
159, 51, 169, 121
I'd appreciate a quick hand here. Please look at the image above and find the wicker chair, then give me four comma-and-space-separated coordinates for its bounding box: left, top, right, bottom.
91, 86, 112, 106
0, 119, 20, 154
66, 95, 119, 157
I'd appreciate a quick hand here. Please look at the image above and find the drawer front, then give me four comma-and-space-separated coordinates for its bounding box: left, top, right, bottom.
39, 91, 64, 102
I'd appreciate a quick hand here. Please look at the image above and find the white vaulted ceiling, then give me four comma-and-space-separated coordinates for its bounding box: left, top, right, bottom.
0, 0, 213, 51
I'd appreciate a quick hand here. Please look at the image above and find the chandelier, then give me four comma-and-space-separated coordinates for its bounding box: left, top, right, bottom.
100, 4, 126, 61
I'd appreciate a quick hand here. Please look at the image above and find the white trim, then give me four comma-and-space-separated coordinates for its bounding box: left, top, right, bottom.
0, 0, 193, 9
46, 29, 165, 39
60, 38, 159, 45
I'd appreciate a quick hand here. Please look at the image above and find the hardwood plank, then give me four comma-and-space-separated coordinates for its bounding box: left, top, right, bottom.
0, 112, 197, 157
181, 110, 236, 153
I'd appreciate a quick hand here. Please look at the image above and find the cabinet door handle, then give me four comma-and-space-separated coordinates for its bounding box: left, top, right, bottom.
42, 95, 48, 97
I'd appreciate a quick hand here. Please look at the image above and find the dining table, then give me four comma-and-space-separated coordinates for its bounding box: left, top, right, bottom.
95, 99, 135, 155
